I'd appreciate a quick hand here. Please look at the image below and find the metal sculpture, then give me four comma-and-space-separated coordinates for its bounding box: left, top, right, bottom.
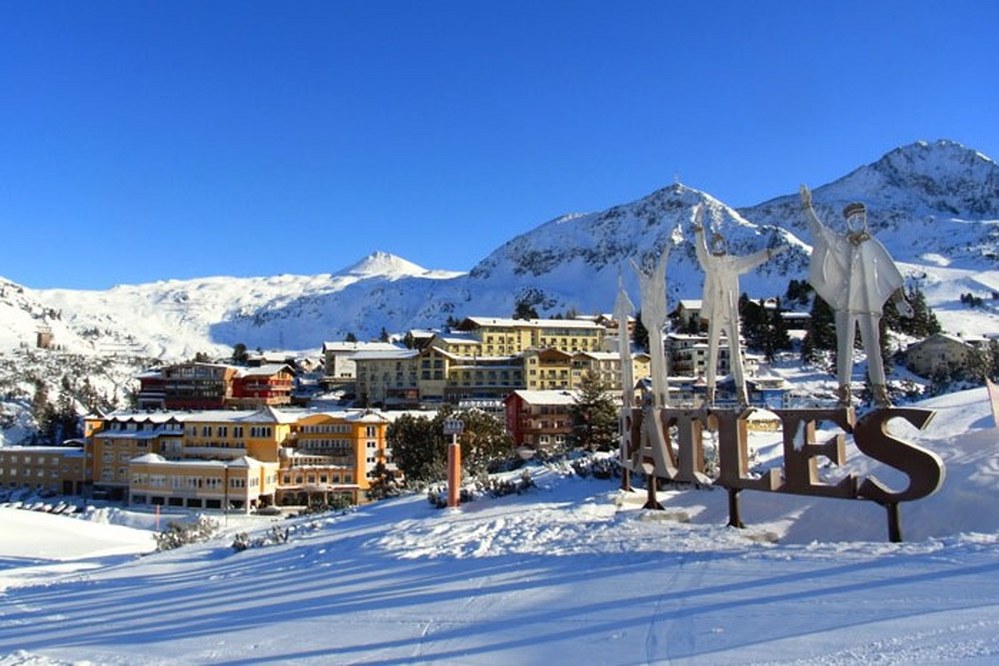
800, 185, 912, 407
692, 204, 785, 408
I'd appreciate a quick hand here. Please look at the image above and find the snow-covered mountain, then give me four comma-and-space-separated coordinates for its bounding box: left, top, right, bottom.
2, 140, 996, 362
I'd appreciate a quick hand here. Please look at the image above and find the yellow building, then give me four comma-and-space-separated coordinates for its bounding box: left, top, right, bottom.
281, 410, 391, 505
523, 348, 573, 390
89, 414, 186, 498
128, 454, 279, 510
352, 348, 421, 408
85, 407, 391, 510
179, 406, 296, 463
571, 351, 651, 396
455, 317, 605, 354
0, 445, 88, 495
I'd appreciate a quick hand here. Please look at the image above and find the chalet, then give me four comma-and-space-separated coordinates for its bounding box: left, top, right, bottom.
135, 362, 236, 410
230, 364, 295, 407
504, 389, 577, 452
905, 333, 988, 378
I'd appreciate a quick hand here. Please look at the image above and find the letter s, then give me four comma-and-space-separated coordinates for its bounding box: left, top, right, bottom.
853, 408, 945, 504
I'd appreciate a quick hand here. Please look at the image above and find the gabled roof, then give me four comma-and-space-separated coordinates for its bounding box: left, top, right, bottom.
906, 333, 977, 351
236, 363, 295, 378
430, 331, 480, 345
523, 348, 572, 361
507, 389, 579, 406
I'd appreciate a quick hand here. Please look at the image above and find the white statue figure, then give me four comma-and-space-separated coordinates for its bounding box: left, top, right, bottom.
614, 274, 636, 479
800, 185, 912, 408
614, 273, 636, 412
630, 249, 678, 484
631, 248, 670, 408
692, 204, 784, 408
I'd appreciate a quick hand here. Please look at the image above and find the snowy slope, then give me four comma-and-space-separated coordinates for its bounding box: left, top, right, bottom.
6, 252, 463, 360
1, 387, 997, 665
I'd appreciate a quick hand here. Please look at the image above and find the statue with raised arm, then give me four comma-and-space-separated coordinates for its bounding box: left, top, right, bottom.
631, 248, 670, 408
693, 204, 785, 409
800, 185, 912, 408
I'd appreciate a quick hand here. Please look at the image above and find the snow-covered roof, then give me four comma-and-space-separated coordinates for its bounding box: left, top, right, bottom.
461, 317, 603, 330
236, 363, 293, 377
509, 389, 579, 405
432, 332, 480, 345
101, 407, 298, 425
228, 455, 264, 468
350, 349, 420, 361
574, 351, 622, 361
322, 341, 405, 354
131, 453, 166, 464
0, 445, 84, 454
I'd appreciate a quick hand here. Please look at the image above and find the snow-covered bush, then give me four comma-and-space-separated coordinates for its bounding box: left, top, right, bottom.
153, 515, 220, 551
426, 470, 535, 508
568, 453, 619, 479
231, 525, 290, 553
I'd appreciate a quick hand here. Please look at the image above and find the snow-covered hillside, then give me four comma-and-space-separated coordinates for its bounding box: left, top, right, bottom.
1, 386, 997, 665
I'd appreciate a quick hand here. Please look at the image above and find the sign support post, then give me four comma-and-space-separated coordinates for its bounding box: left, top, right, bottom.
443, 419, 464, 508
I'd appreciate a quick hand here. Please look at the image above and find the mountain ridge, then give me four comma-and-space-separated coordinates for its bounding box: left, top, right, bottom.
2, 139, 997, 363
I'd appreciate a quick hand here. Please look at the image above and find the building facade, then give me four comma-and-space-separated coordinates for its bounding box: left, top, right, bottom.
0, 445, 88, 495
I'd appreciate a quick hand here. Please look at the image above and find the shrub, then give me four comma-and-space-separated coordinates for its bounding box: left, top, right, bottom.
426, 470, 535, 508
154, 515, 220, 551
231, 525, 291, 553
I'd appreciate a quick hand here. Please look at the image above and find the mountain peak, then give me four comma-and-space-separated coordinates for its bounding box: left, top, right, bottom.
339, 252, 428, 278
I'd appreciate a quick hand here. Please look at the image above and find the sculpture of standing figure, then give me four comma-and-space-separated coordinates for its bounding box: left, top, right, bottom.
631, 248, 670, 408
800, 185, 912, 408
692, 204, 784, 408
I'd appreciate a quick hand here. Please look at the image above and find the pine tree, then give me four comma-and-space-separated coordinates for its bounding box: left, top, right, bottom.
740, 296, 791, 361
513, 297, 539, 320
568, 373, 619, 452
387, 413, 443, 483
443, 408, 513, 475
738, 294, 767, 351
801, 295, 836, 364
231, 343, 249, 364
784, 278, 813, 308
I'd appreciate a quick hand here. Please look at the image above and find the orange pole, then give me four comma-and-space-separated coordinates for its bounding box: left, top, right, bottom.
447, 435, 461, 508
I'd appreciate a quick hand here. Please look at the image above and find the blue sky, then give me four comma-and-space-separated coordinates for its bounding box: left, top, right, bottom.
2, 1, 996, 290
